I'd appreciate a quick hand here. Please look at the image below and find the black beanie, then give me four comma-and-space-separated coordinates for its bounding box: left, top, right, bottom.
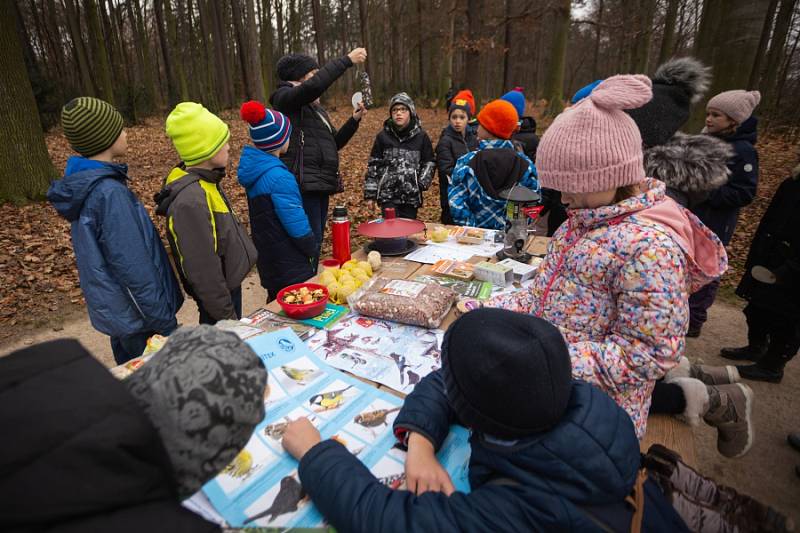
441, 308, 572, 439
626, 57, 711, 148
276, 54, 320, 82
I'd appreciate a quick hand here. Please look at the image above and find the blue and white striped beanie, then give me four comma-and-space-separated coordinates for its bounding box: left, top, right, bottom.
239, 100, 292, 152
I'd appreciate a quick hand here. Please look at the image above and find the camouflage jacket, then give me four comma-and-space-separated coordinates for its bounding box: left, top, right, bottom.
364, 118, 435, 207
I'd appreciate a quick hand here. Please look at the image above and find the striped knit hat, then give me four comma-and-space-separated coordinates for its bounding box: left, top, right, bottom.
61, 97, 124, 157
239, 101, 292, 152
166, 102, 230, 167
537, 75, 652, 193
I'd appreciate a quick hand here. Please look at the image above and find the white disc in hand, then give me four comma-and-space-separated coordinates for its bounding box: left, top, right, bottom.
751, 265, 777, 284
352, 91, 364, 109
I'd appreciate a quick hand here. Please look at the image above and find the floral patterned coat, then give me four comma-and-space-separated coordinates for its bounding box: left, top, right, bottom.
489, 179, 727, 438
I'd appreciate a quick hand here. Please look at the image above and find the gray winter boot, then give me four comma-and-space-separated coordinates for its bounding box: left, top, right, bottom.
666, 356, 740, 385
703, 383, 755, 458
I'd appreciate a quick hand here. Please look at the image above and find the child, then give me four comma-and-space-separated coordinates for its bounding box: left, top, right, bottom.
623, 57, 754, 457
435, 89, 478, 224
487, 76, 738, 444
448, 99, 539, 229
280, 309, 689, 531
237, 101, 317, 302
720, 158, 800, 383
1, 326, 266, 531
155, 102, 257, 325
687, 90, 761, 337
47, 97, 183, 364
500, 87, 539, 162
364, 92, 435, 219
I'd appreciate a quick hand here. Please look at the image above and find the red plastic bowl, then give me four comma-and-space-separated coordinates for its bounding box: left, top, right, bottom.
276, 283, 329, 319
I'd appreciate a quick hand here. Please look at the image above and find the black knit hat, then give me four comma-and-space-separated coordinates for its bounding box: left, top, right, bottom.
441, 308, 572, 439
626, 57, 711, 148
61, 97, 124, 157
276, 54, 320, 82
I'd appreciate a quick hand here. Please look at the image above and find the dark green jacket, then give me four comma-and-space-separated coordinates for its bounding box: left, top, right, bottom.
155, 167, 257, 321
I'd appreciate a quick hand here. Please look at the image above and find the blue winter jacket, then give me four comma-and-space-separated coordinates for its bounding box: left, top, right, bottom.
237, 146, 316, 300
448, 139, 539, 229
692, 117, 759, 245
47, 157, 183, 336
298, 370, 687, 532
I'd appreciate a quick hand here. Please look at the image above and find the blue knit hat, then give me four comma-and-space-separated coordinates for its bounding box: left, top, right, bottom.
571, 80, 603, 104
500, 88, 526, 122
239, 101, 292, 152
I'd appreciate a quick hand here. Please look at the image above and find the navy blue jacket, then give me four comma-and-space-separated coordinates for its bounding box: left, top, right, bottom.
298, 370, 687, 532
47, 157, 183, 337
692, 117, 759, 245
237, 146, 316, 300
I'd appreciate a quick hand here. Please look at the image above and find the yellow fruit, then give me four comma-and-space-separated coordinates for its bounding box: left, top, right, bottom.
319, 270, 337, 286
338, 272, 355, 285
342, 259, 359, 271
327, 281, 342, 303
338, 282, 357, 301
353, 269, 370, 284
357, 261, 373, 276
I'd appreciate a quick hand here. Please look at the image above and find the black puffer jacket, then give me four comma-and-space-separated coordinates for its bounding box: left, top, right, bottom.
0, 340, 219, 533
736, 168, 800, 317
364, 117, 435, 207
512, 116, 539, 162
436, 125, 478, 223
269, 55, 360, 194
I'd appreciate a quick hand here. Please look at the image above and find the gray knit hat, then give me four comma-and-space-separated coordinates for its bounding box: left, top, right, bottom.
61, 97, 124, 157
125, 325, 267, 498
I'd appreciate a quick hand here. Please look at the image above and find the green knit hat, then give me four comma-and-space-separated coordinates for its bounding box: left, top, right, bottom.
166, 102, 230, 166
61, 97, 125, 157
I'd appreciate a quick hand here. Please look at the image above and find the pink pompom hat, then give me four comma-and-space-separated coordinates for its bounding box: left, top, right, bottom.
537, 75, 653, 194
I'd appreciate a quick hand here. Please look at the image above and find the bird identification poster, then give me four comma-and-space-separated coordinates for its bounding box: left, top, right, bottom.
306, 314, 445, 394
201, 329, 471, 528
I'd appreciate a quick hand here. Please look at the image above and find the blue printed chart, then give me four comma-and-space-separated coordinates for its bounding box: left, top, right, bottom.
201, 329, 471, 528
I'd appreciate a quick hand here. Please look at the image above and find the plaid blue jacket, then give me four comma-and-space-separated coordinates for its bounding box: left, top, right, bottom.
448, 139, 539, 229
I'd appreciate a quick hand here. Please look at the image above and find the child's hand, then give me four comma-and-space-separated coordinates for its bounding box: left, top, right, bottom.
282, 417, 321, 460
405, 432, 455, 496
353, 102, 367, 121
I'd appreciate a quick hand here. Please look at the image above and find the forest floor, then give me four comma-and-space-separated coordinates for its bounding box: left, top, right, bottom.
1, 106, 798, 522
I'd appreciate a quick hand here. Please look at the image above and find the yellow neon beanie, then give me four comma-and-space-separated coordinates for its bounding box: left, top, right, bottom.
166, 102, 230, 166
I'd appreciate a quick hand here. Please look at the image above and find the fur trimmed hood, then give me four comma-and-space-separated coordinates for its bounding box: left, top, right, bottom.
645, 132, 732, 194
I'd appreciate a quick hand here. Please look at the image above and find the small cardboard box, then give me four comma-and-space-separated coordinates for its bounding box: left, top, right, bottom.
456, 228, 486, 245
497, 258, 538, 282
431, 259, 475, 281
473, 261, 514, 286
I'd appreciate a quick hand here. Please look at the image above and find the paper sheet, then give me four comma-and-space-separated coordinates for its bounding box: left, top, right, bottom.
306, 314, 444, 394
201, 329, 471, 528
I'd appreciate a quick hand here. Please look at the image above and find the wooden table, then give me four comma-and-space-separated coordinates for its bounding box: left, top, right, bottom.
266, 227, 697, 466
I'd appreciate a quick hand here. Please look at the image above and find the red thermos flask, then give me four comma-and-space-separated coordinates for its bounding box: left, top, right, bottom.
331, 205, 351, 264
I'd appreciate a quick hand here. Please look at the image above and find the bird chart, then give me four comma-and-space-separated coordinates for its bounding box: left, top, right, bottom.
305, 314, 445, 395
201, 329, 471, 529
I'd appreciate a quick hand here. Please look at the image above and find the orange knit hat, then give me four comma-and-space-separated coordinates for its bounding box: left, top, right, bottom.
477, 99, 519, 140
449, 89, 476, 117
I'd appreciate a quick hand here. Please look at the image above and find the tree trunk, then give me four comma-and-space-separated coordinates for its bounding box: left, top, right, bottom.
84, 0, 115, 104
416, 0, 426, 97
231, 0, 252, 100
62, 0, 95, 95
154, 0, 180, 107
0, 6, 58, 202
693, 0, 723, 64
591, 0, 605, 79
748, 0, 779, 88
464, 0, 481, 99
630, 0, 656, 73
310, 0, 325, 65
275, 0, 285, 58
444, 0, 457, 93
259, 0, 275, 98
657, 0, 680, 65
196, 0, 219, 109
357, 0, 370, 70
761, 0, 797, 107
543, 0, 571, 115
209, 0, 233, 107
338, 0, 351, 93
